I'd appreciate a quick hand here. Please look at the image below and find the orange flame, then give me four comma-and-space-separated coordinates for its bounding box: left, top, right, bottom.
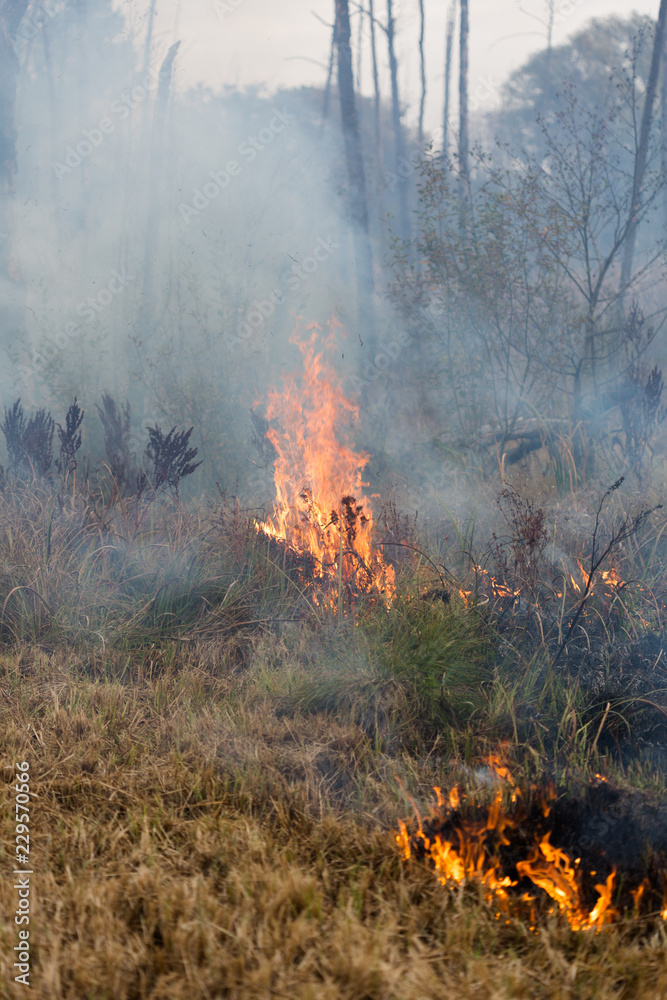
396, 772, 623, 931
569, 561, 625, 597
516, 838, 616, 930
256, 322, 395, 605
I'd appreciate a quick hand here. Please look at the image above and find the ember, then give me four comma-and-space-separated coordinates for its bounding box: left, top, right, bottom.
396, 762, 667, 931
255, 321, 395, 608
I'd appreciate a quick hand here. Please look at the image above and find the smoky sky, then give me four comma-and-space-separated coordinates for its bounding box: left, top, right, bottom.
121, 0, 659, 135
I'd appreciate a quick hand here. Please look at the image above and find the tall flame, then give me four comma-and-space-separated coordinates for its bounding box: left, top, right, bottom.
256, 321, 395, 604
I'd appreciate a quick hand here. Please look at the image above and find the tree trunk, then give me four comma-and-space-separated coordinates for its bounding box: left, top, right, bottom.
356, 3, 364, 90
334, 0, 376, 355
458, 0, 471, 211
662, 6, 667, 234
322, 22, 336, 122
368, 0, 385, 234
417, 0, 426, 146
142, 0, 157, 78
619, 0, 667, 299
0, 0, 29, 376
442, 0, 457, 163
543, 0, 555, 110
369, 0, 381, 146
140, 41, 180, 338
386, 0, 410, 240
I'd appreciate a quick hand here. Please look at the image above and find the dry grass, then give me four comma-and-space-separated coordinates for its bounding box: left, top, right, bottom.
1, 640, 667, 1000
0, 480, 665, 997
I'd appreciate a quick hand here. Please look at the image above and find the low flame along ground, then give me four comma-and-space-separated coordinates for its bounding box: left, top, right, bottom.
396, 758, 667, 932
255, 321, 395, 605
459, 561, 626, 608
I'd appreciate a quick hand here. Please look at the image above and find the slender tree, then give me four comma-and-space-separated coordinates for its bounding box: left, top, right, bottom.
386, 0, 410, 240
322, 22, 336, 122
517, 1, 556, 108
334, 0, 376, 352
142, 0, 157, 79
544, 0, 555, 107
356, 3, 364, 89
442, 0, 457, 162
619, 0, 667, 298
663, 9, 667, 232
368, 0, 382, 159
417, 0, 426, 146
367, 0, 385, 226
141, 41, 181, 337
0, 0, 29, 359
458, 0, 471, 206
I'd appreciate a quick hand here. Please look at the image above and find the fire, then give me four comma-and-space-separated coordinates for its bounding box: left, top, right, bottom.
396, 768, 627, 932
516, 838, 617, 930
255, 321, 395, 606
486, 753, 515, 786
458, 567, 519, 608
566, 561, 625, 597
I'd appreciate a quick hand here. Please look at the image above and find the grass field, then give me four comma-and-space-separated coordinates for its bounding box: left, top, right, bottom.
1, 478, 666, 999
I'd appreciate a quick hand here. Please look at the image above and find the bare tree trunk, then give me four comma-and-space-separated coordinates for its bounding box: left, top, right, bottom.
458, 0, 471, 209
620, 0, 667, 299
544, 0, 555, 109
0, 0, 29, 372
143, 0, 158, 77
417, 0, 426, 146
334, 0, 376, 355
663, 12, 667, 233
140, 41, 180, 338
442, 0, 457, 163
367, 0, 385, 234
368, 0, 382, 160
322, 22, 336, 122
356, 3, 364, 90
386, 0, 410, 240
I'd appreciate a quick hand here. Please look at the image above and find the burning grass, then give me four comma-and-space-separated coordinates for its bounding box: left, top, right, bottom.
0, 437, 667, 993
254, 321, 395, 610
396, 766, 667, 934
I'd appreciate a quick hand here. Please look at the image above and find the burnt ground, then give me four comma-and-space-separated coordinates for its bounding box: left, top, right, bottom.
407, 778, 667, 922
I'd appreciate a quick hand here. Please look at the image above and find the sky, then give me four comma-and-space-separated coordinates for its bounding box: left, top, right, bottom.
122, 0, 659, 134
